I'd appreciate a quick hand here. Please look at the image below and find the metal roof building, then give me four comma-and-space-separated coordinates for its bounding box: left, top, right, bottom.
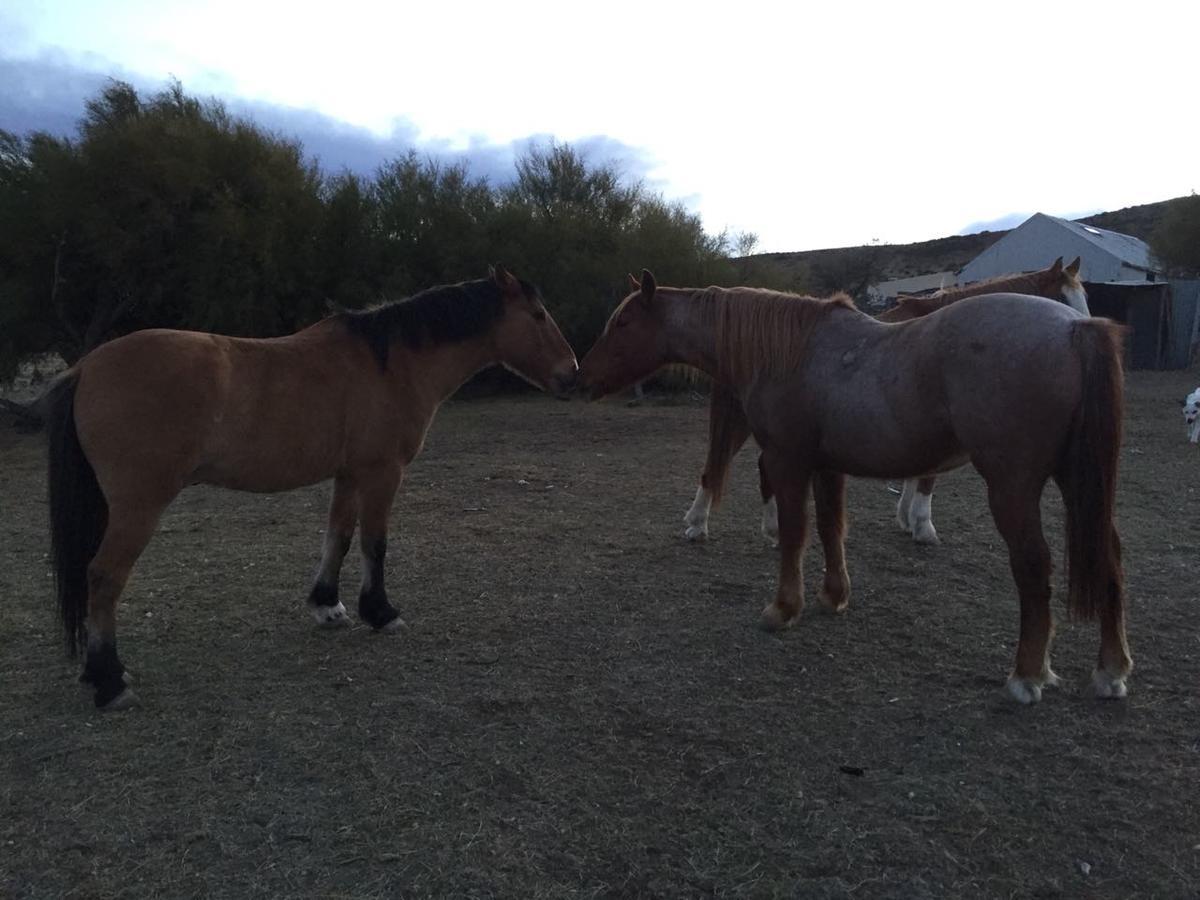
959, 213, 1161, 285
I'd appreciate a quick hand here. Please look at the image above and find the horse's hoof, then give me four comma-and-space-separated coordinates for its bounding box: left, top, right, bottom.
1091, 668, 1128, 699
759, 604, 798, 632
312, 601, 351, 628
1005, 676, 1042, 705
1042, 668, 1062, 689
99, 687, 137, 711
683, 524, 708, 541
379, 616, 408, 634
819, 594, 850, 615
912, 524, 940, 545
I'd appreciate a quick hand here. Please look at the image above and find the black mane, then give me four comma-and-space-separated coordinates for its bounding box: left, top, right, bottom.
338, 278, 527, 370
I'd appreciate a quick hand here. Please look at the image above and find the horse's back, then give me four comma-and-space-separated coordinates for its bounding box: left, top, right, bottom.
72, 325, 356, 495
926, 293, 1087, 465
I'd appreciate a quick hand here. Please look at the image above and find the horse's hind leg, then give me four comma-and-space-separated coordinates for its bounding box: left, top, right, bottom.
813, 470, 850, 613
909, 477, 939, 545
759, 451, 811, 631
82, 501, 165, 710
307, 473, 359, 627
355, 462, 405, 632
1093, 524, 1132, 698
985, 479, 1058, 704
685, 383, 752, 541
758, 454, 779, 547
896, 479, 916, 533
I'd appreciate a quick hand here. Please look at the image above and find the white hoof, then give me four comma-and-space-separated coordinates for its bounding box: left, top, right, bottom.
683, 523, 708, 541
380, 616, 408, 634
101, 687, 137, 711
1091, 668, 1128, 699
1006, 676, 1043, 705
312, 601, 350, 627
912, 522, 940, 545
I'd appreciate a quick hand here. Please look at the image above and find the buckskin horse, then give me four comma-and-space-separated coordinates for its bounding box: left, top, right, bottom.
579, 270, 1130, 704
682, 257, 1087, 546
46, 266, 578, 709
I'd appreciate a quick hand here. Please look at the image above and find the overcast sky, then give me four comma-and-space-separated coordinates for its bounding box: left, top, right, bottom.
2, 1, 1196, 252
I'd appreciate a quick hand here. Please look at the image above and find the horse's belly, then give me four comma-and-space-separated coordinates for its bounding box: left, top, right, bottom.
814, 423, 964, 479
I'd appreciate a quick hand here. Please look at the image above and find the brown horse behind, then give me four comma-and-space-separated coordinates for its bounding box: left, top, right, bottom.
683, 257, 1086, 544
46, 267, 578, 709
580, 271, 1130, 704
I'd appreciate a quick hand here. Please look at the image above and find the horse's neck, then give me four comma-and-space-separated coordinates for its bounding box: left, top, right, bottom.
397, 338, 497, 408
660, 291, 722, 379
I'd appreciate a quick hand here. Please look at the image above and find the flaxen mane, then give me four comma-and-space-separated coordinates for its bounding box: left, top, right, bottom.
339, 278, 536, 369
670, 286, 854, 383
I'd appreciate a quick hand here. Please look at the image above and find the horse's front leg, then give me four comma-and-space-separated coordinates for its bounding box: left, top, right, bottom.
307, 473, 359, 627
355, 462, 406, 632
813, 470, 850, 613
759, 451, 812, 630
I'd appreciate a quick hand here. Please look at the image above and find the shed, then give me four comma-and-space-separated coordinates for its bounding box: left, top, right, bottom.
959, 213, 1161, 284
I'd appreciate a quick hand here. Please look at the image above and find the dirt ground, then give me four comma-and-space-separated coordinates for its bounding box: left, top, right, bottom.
2, 367, 1198, 899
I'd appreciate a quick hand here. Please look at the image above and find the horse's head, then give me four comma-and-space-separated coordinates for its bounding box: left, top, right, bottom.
579, 270, 668, 399
1183, 388, 1200, 443
1043, 256, 1088, 314
489, 265, 578, 397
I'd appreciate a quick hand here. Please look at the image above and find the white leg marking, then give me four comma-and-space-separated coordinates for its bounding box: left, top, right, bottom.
896, 480, 916, 532
683, 486, 712, 541
312, 600, 350, 627
1006, 675, 1043, 705
761, 497, 779, 547
909, 491, 939, 545
1091, 668, 1128, 699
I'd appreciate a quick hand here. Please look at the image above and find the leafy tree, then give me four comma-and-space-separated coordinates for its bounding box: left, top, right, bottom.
0, 79, 326, 378
1150, 193, 1200, 276
0, 84, 750, 399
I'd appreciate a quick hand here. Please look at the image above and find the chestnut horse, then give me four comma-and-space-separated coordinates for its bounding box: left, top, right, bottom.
45, 266, 578, 709
684, 257, 1087, 545
580, 270, 1130, 704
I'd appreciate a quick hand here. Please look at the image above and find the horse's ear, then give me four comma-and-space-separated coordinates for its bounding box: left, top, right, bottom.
628, 272, 642, 292
1050, 256, 1063, 274
1065, 256, 1082, 277
639, 269, 657, 305
491, 263, 521, 297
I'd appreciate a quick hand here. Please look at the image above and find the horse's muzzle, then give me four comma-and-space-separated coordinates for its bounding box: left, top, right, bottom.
550, 366, 579, 399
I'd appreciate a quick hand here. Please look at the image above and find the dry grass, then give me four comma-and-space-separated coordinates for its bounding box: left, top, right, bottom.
2, 368, 1198, 898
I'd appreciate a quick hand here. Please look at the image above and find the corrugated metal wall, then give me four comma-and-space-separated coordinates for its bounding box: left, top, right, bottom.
1167, 279, 1200, 368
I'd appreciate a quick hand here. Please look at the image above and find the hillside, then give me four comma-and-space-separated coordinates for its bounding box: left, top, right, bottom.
756, 196, 1177, 283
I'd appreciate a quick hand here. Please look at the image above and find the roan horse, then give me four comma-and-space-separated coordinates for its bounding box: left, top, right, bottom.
45, 266, 578, 709
579, 270, 1130, 704
682, 257, 1088, 545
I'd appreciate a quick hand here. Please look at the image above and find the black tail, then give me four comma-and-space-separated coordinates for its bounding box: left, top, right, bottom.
1059, 320, 1125, 622
45, 372, 107, 658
